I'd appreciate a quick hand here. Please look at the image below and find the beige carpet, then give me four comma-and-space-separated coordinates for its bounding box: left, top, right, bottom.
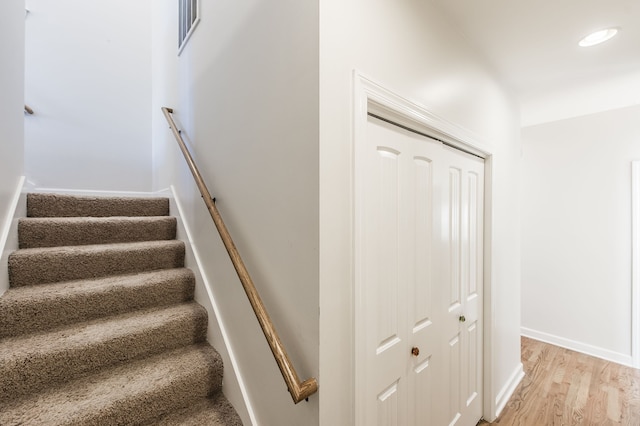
0, 193, 243, 425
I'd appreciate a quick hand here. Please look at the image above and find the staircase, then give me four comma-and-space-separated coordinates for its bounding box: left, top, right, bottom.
0, 193, 243, 425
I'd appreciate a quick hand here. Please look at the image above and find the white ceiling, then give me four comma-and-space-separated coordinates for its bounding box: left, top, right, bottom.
430, 0, 640, 123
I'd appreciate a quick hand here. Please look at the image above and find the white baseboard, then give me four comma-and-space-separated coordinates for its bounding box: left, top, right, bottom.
631, 161, 640, 369
169, 186, 257, 426
0, 176, 27, 295
494, 363, 524, 418
521, 327, 633, 367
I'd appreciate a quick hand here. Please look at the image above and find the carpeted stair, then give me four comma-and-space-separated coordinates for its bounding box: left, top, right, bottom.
0, 193, 243, 426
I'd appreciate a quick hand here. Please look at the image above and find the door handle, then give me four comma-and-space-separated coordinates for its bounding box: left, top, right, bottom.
459, 315, 466, 323
411, 347, 420, 357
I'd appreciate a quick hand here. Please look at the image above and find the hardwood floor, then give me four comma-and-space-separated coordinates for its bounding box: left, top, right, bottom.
481, 337, 640, 425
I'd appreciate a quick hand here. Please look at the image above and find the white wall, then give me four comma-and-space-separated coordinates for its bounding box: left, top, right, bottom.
522, 105, 640, 365
0, 1, 25, 204
319, 0, 522, 423
24, 0, 153, 191
151, 2, 179, 194
153, 1, 522, 424
0, 0, 26, 294
152, 1, 319, 425
521, 70, 640, 127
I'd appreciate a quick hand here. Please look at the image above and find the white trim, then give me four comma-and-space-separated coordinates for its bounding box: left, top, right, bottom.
177, 16, 200, 55
521, 327, 634, 367
352, 71, 496, 422
632, 161, 640, 369
353, 72, 369, 426
356, 72, 492, 159
482, 155, 496, 421
493, 363, 524, 418
169, 186, 258, 426
177, 0, 200, 56
0, 176, 25, 255
0, 176, 26, 295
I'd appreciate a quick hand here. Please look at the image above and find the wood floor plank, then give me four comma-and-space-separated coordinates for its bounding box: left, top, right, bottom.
481, 337, 640, 425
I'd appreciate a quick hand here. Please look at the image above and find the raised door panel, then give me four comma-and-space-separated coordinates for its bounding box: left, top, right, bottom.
460, 163, 484, 423
441, 162, 465, 426
410, 156, 434, 339
361, 117, 409, 426
406, 141, 440, 426
409, 356, 434, 426
442, 149, 485, 426
376, 381, 403, 426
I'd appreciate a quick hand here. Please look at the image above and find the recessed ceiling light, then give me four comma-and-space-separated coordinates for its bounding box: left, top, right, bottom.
579, 28, 619, 47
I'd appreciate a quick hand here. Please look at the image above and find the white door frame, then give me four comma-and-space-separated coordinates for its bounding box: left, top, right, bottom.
353, 71, 498, 422
631, 161, 640, 369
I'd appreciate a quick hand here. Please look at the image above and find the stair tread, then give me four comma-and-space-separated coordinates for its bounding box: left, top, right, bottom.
0, 301, 207, 359
9, 240, 185, 287
0, 344, 222, 426
0, 193, 242, 424
150, 394, 244, 426
0, 268, 195, 338
0, 303, 208, 401
1, 268, 194, 304
19, 216, 177, 248
27, 193, 170, 217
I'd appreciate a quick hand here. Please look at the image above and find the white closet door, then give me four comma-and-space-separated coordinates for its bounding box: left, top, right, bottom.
439, 147, 484, 426
358, 115, 484, 426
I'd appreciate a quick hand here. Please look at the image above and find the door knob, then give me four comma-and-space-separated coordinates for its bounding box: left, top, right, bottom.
459, 315, 466, 323
411, 347, 420, 357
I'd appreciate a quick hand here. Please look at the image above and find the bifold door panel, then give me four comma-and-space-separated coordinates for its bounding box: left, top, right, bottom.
357, 116, 484, 426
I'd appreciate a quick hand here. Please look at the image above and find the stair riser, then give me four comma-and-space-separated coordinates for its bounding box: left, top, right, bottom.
0, 270, 195, 339
27, 193, 170, 218
19, 217, 177, 248
8, 242, 185, 287
0, 193, 241, 424
0, 307, 208, 402
151, 394, 243, 426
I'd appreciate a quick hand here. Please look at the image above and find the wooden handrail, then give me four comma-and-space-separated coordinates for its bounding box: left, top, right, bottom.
24, 105, 34, 115
161, 107, 318, 404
